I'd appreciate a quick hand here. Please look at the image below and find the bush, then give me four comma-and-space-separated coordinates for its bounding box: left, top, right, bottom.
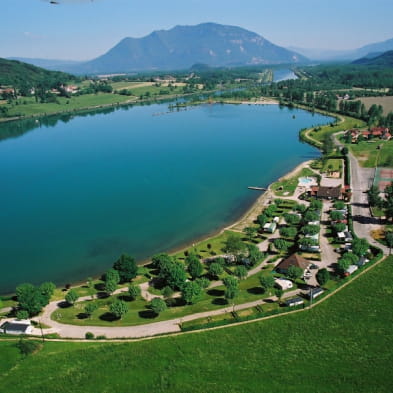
85, 332, 95, 340
15, 339, 41, 356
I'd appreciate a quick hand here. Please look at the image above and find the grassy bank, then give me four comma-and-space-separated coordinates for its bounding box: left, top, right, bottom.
1, 257, 392, 392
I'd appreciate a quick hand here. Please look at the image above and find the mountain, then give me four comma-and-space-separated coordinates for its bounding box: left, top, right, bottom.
0, 58, 74, 87
7, 57, 83, 71
65, 23, 307, 74
289, 37, 393, 61
352, 50, 393, 66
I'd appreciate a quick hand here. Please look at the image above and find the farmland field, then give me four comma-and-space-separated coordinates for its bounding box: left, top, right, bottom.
0, 257, 392, 393
359, 96, 393, 114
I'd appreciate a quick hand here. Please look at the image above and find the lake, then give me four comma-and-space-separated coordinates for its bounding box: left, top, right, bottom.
0, 103, 331, 293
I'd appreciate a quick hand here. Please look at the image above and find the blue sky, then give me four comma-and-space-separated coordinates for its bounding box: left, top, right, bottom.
2, 0, 393, 60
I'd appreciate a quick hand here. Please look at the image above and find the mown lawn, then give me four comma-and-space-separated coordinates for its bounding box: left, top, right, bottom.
0, 257, 391, 393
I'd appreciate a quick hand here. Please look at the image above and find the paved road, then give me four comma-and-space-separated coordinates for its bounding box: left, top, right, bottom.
333, 133, 389, 254
31, 288, 301, 339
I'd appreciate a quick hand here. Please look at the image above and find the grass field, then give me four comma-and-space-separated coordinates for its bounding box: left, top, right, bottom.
0, 93, 135, 118
302, 114, 366, 146
348, 139, 393, 168
271, 167, 315, 196
359, 96, 393, 114
0, 257, 391, 392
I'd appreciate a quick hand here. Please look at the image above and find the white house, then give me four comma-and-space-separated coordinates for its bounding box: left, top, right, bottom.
263, 222, 277, 233
0, 319, 33, 335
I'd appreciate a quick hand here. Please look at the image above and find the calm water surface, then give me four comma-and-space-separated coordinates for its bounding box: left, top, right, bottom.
0, 103, 331, 293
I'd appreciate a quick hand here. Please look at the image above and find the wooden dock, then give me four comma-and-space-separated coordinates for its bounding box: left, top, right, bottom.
248, 186, 267, 191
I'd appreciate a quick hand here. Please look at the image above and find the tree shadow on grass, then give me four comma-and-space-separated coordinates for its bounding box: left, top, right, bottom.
99, 312, 119, 322
207, 289, 225, 297
58, 301, 72, 309
247, 286, 264, 295
76, 313, 89, 320
212, 298, 227, 306
138, 309, 157, 319
94, 283, 105, 291
118, 294, 133, 302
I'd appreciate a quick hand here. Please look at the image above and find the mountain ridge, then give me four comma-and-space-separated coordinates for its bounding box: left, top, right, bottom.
40, 23, 308, 74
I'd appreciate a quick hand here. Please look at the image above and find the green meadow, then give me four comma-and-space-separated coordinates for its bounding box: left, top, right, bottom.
0, 257, 391, 393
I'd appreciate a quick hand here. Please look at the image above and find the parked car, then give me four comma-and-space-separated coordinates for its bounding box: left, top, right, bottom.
310, 263, 318, 270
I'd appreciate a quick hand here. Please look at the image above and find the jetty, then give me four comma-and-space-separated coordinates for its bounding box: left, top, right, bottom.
248, 186, 267, 191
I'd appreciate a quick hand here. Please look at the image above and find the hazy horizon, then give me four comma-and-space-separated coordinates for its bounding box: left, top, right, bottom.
1, 0, 393, 61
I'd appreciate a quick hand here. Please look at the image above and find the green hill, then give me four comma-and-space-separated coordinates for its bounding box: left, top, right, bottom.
0, 58, 74, 89
352, 50, 393, 66
0, 257, 392, 392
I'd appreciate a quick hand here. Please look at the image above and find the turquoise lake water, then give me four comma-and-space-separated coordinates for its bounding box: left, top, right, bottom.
0, 103, 331, 293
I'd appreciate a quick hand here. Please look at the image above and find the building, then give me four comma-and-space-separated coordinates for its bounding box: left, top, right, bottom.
285, 297, 304, 307
275, 254, 310, 274
345, 265, 358, 276
308, 287, 324, 300
0, 320, 33, 335
275, 278, 293, 290
310, 185, 342, 199
263, 222, 277, 233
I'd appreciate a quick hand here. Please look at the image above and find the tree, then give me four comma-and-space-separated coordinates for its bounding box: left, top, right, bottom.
259, 275, 275, 294
368, 186, 381, 207
333, 223, 346, 233
279, 226, 297, 238
150, 297, 167, 315
298, 237, 318, 248
152, 253, 173, 270
244, 226, 258, 241
113, 254, 138, 283
39, 282, 55, 299
301, 224, 320, 236
386, 231, 393, 255
333, 201, 346, 210
104, 269, 120, 285
104, 279, 117, 296
186, 254, 203, 280
223, 234, 246, 261
352, 238, 369, 257
257, 214, 268, 227
337, 257, 351, 274
128, 285, 141, 300
274, 288, 284, 302
65, 289, 79, 306
293, 203, 307, 213
181, 281, 203, 304
16, 283, 49, 316
322, 134, 334, 155
164, 262, 187, 290
109, 299, 129, 320
309, 199, 322, 210
316, 268, 330, 286
223, 276, 239, 303
84, 302, 98, 318
247, 243, 263, 266
195, 277, 210, 289
330, 211, 344, 221
286, 265, 303, 280
303, 210, 319, 223
162, 286, 174, 299
208, 262, 223, 279
283, 213, 301, 225
16, 310, 29, 320
234, 265, 248, 280
274, 238, 289, 252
